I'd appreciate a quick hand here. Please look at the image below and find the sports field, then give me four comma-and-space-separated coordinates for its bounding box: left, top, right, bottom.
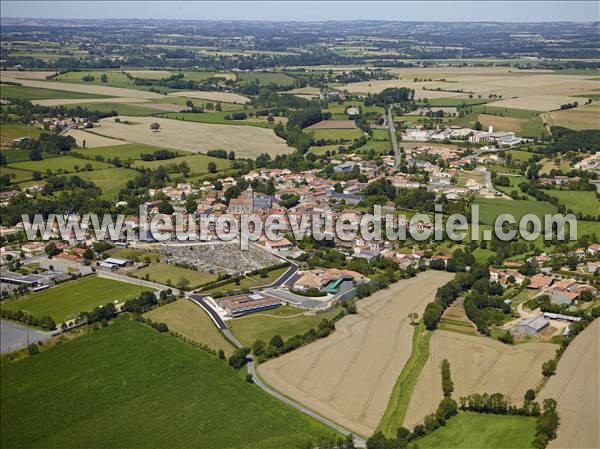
258, 271, 454, 437
230, 304, 342, 347
414, 412, 537, 449
144, 299, 234, 355
403, 330, 557, 429
0, 276, 153, 323
0, 318, 334, 449
132, 263, 217, 289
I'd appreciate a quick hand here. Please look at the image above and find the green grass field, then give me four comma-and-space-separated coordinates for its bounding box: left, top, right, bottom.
76, 143, 187, 161
0, 124, 41, 147
0, 166, 37, 184
474, 198, 557, 226
159, 110, 275, 128
132, 153, 231, 175
200, 267, 289, 297
144, 299, 234, 355
309, 144, 342, 155
230, 304, 342, 347
378, 322, 431, 437
505, 149, 533, 163
75, 167, 139, 199
237, 71, 296, 85
8, 156, 111, 173
66, 102, 163, 116
132, 263, 217, 289
1, 276, 152, 323
0, 84, 109, 100
50, 70, 173, 92
546, 190, 600, 216
414, 412, 536, 449
0, 148, 60, 163
0, 318, 334, 449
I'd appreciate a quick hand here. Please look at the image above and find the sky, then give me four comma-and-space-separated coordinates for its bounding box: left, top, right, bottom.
1, 1, 598, 22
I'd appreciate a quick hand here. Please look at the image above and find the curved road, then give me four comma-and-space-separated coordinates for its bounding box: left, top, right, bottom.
187, 291, 366, 447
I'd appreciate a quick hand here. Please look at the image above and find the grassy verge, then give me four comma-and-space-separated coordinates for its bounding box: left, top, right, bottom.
378, 321, 431, 437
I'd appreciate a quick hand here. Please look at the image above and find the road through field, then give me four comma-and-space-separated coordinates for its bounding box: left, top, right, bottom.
539, 319, 599, 449
258, 271, 454, 437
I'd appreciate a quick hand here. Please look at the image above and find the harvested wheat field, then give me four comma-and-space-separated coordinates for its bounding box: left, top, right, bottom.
489, 95, 583, 112
96, 116, 292, 158
403, 330, 557, 429
167, 91, 250, 104
0, 70, 58, 79
65, 129, 129, 148
478, 114, 528, 133
542, 101, 600, 131
306, 120, 358, 129
258, 270, 454, 437
539, 319, 599, 449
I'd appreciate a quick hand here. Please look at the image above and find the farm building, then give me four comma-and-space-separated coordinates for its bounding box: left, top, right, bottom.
512, 316, 550, 336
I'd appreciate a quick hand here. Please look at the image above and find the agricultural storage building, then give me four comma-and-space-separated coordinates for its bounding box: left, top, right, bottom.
512, 317, 549, 336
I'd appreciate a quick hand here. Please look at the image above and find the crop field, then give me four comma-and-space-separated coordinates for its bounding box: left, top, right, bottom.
477, 114, 527, 133
75, 167, 139, 199
166, 90, 250, 104
76, 142, 186, 161
64, 102, 164, 116
8, 155, 111, 173
490, 94, 583, 112
539, 319, 599, 449
0, 123, 41, 146
0, 276, 153, 323
230, 304, 342, 347
546, 190, 600, 216
542, 101, 600, 131
403, 330, 557, 429
65, 129, 129, 148
94, 116, 292, 158
414, 412, 537, 449
306, 120, 358, 129
132, 153, 231, 174
258, 271, 454, 437
308, 128, 364, 141
0, 75, 164, 99
0, 84, 110, 100
0, 319, 333, 449
144, 299, 234, 355
132, 263, 217, 289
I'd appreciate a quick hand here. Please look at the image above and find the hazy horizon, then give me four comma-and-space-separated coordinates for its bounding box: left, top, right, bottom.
1, 1, 598, 22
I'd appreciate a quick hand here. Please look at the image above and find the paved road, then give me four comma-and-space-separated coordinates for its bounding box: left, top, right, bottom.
0, 320, 52, 354
388, 106, 401, 167
484, 170, 511, 199
186, 292, 366, 447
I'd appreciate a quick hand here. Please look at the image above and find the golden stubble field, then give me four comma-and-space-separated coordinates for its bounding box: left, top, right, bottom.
539, 319, 599, 449
167, 90, 250, 104
64, 129, 128, 148
258, 270, 454, 437
542, 101, 600, 130
94, 116, 292, 157
403, 330, 558, 429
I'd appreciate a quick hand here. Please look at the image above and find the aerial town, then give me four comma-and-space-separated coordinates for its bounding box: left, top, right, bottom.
0, 4, 598, 449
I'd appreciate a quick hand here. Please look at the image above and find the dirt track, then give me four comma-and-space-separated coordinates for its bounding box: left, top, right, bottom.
539, 319, 599, 449
403, 330, 558, 429
257, 271, 454, 437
